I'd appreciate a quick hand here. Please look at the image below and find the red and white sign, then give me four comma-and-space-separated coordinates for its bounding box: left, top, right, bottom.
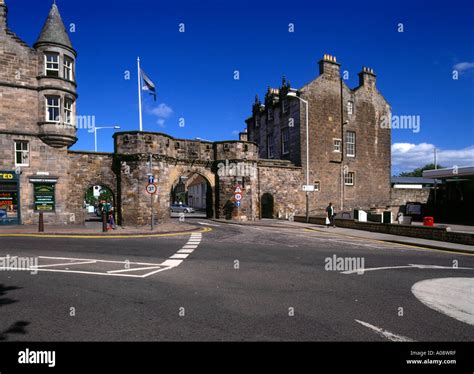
146, 183, 157, 194
234, 193, 242, 201
234, 186, 242, 194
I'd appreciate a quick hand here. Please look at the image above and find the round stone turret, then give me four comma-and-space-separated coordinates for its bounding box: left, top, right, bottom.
34, 3, 77, 148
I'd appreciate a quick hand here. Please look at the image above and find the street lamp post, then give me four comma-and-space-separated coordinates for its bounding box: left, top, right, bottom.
287, 91, 310, 223
93, 126, 121, 152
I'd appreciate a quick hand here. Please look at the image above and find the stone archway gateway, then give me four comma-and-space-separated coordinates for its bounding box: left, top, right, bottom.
112, 131, 277, 226
84, 184, 115, 222
169, 172, 214, 219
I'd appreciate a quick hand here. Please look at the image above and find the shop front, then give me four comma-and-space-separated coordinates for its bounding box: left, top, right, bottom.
0, 171, 21, 225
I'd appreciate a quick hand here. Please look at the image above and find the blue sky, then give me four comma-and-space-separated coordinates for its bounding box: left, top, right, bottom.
7, 0, 474, 174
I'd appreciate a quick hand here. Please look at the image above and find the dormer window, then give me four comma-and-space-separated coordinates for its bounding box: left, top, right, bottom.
267, 107, 274, 121
64, 56, 74, 81
46, 96, 60, 122
45, 53, 59, 77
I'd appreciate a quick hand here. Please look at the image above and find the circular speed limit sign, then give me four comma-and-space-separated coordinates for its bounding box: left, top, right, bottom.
234, 193, 242, 201
146, 183, 157, 194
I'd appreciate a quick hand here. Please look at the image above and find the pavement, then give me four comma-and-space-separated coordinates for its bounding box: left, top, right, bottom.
0, 218, 474, 342
211, 218, 474, 254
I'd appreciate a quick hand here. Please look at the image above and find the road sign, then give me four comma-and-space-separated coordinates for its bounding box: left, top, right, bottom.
234, 193, 242, 201
303, 185, 315, 192
235, 201, 241, 208
146, 183, 157, 194
148, 175, 154, 184
234, 186, 242, 194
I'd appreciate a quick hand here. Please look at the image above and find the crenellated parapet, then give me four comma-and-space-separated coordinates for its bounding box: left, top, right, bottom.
114, 131, 259, 163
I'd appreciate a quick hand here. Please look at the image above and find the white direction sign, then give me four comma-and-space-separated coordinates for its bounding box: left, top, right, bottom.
303, 185, 315, 192
146, 183, 157, 194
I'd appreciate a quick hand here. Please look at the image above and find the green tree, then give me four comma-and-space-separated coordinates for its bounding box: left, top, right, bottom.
399, 163, 444, 177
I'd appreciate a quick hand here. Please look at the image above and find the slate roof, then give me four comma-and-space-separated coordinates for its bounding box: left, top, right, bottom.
35, 3, 74, 51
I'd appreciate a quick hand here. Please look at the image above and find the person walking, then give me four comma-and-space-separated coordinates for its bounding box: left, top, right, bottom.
326, 202, 336, 228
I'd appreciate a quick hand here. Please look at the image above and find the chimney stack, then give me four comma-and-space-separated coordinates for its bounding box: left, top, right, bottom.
358, 66, 376, 88
318, 54, 341, 79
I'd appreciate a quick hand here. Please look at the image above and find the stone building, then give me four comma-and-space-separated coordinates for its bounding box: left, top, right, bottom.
0, 1, 391, 226
246, 54, 392, 215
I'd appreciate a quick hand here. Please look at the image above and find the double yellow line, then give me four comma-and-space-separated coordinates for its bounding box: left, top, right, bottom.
0, 227, 212, 239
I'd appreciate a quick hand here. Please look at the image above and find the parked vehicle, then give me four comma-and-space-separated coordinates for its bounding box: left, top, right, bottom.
170, 204, 195, 213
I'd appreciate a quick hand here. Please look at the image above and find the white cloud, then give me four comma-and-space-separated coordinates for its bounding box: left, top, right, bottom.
148, 103, 173, 127
392, 143, 474, 172
453, 62, 474, 73
156, 119, 166, 128
232, 130, 240, 135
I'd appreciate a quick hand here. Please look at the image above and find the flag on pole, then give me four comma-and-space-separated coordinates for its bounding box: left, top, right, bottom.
140, 69, 157, 101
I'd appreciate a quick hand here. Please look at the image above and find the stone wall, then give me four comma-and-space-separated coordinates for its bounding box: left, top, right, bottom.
257, 160, 305, 218
294, 216, 474, 246
0, 133, 73, 225
67, 151, 116, 224
390, 187, 431, 207
0, 17, 38, 134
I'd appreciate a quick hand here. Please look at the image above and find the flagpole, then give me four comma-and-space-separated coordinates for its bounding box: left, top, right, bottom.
137, 57, 143, 132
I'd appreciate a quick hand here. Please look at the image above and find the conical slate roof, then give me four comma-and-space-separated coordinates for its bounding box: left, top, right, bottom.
35, 3, 74, 51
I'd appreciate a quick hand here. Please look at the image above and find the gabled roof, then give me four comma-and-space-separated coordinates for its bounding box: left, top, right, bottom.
34, 3, 74, 52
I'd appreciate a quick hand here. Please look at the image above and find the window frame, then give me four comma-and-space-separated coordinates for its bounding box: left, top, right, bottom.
46, 96, 61, 123
282, 99, 289, 114
14, 140, 29, 167
45, 53, 60, 77
255, 116, 261, 128
63, 56, 74, 81
267, 133, 274, 158
346, 131, 356, 157
64, 98, 74, 125
333, 138, 342, 153
267, 107, 274, 121
314, 181, 320, 191
344, 171, 355, 186
347, 101, 354, 115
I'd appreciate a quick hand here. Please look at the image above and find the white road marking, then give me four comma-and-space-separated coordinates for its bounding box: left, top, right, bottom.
197, 222, 220, 227
2, 232, 204, 278
38, 256, 161, 266
161, 259, 183, 267
33, 260, 97, 268
178, 249, 195, 254
170, 254, 189, 259
355, 320, 414, 342
342, 264, 474, 275
107, 265, 163, 274
412, 277, 474, 326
